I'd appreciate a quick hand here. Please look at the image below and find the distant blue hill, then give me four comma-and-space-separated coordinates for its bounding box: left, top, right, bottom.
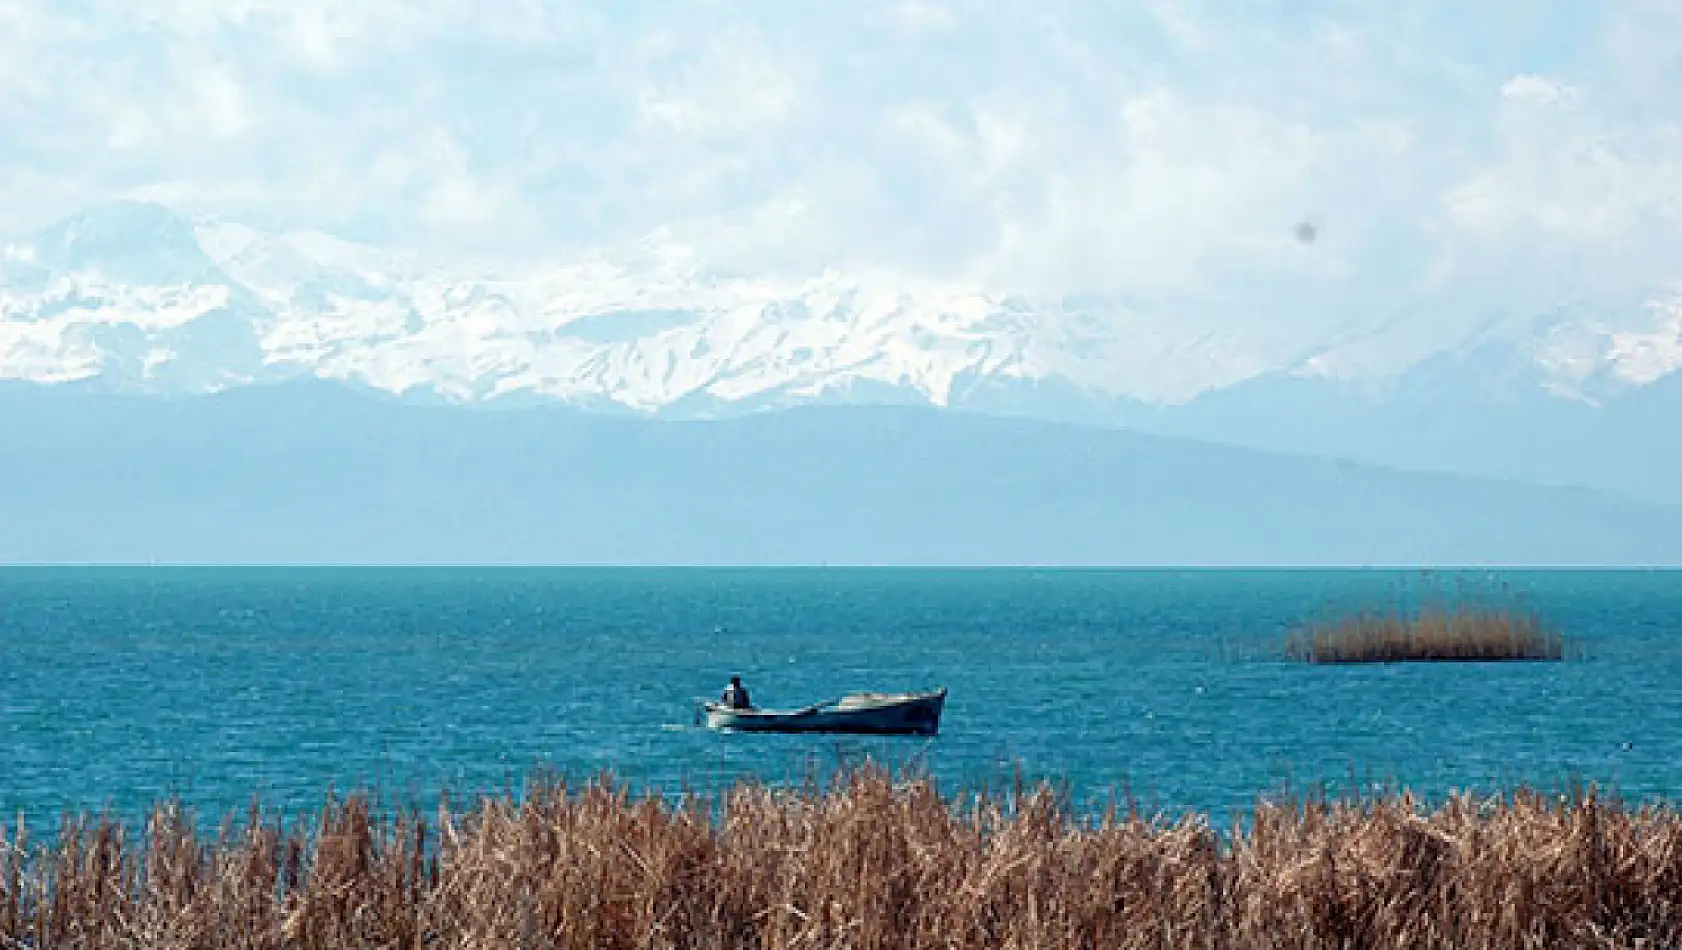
2, 380, 1679, 566
1126, 353, 1682, 507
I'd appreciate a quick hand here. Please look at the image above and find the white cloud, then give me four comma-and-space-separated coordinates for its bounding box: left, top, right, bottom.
1, 0, 1680, 348
635, 33, 802, 137
888, 1, 956, 33
1439, 56, 1682, 311
1501, 74, 1578, 105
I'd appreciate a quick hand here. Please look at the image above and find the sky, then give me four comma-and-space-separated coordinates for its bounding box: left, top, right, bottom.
3, 1, 1681, 327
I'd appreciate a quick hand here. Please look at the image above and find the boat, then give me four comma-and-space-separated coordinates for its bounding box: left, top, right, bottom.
698, 687, 947, 736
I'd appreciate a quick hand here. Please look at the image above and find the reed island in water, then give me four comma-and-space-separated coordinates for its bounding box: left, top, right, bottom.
1285, 604, 1568, 664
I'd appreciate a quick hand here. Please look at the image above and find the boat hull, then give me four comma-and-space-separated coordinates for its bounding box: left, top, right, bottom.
700, 688, 946, 736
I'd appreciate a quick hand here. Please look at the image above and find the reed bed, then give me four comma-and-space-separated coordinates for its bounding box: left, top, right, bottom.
2, 770, 1678, 949
1285, 604, 1566, 664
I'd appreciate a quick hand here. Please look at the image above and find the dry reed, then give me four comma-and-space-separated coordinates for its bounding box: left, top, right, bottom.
1285, 604, 1566, 664
1, 769, 1677, 949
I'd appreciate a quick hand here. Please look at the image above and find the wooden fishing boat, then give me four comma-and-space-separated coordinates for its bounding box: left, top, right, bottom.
698, 687, 946, 736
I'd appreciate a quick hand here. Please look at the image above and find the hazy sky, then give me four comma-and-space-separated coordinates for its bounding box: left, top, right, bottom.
3, 1, 1681, 319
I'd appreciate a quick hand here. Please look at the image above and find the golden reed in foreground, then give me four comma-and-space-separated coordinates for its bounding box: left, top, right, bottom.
2, 770, 1677, 949
1286, 605, 1566, 663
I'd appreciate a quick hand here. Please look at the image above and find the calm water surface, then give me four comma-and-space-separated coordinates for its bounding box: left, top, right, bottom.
2, 568, 1678, 827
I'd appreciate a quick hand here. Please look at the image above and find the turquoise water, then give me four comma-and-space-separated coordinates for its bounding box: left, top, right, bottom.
2, 568, 1679, 828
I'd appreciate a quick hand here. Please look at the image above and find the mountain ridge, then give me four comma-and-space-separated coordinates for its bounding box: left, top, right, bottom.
3, 381, 1679, 566
5, 200, 1681, 503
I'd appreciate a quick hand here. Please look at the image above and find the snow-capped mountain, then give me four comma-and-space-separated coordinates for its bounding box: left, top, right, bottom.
5, 201, 1680, 413
5, 201, 1682, 503
1, 201, 1278, 412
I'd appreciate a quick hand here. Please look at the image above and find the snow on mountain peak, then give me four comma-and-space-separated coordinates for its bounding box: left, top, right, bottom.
3, 202, 1680, 414
1604, 300, 1682, 386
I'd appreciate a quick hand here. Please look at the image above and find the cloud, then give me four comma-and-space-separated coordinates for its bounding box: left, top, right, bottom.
887, 1, 956, 33
1501, 74, 1578, 105
1435, 50, 1682, 311
1, 0, 1680, 344
634, 31, 802, 137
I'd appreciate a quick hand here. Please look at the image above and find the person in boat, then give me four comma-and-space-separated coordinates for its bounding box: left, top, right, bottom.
720, 675, 753, 710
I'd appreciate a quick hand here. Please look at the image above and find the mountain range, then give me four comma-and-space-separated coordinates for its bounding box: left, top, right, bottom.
3, 200, 1680, 514
3, 380, 1679, 565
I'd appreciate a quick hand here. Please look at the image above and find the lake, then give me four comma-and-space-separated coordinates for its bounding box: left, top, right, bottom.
2, 568, 1678, 828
